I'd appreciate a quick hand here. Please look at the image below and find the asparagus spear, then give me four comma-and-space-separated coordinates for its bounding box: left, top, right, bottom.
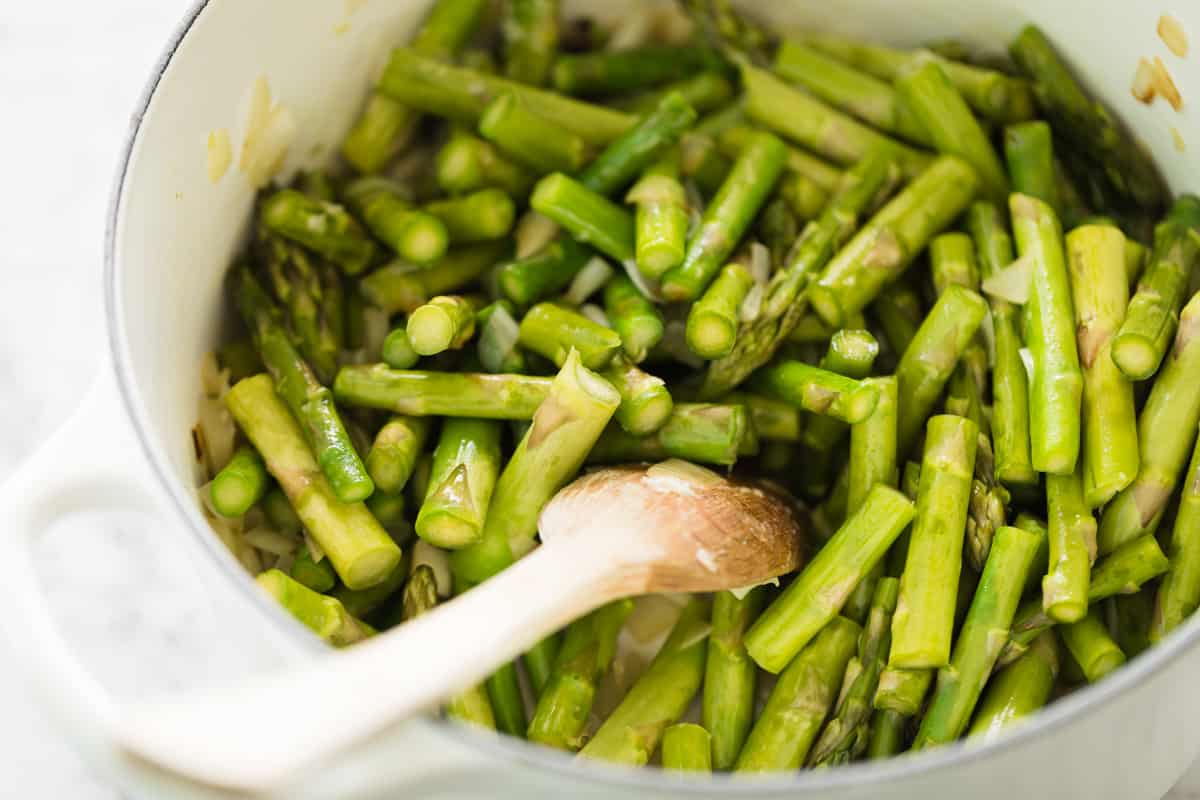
802, 33, 1035, 123
262, 486, 302, 534
436, 128, 536, 197
873, 667, 933, 717
774, 40, 932, 146
530, 173, 635, 262
290, 547, 337, 594
487, 662, 528, 737
365, 415, 433, 494
1000, 535, 1170, 665
745, 485, 915, 673
424, 189, 517, 243
527, 599, 633, 750
913, 524, 1043, 748
752, 360, 880, 425
258, 234, 340, 384
724, 392, 802, 442
968, 631, 1059, 741
891, 416, 978, 669
803, 330, 881, 455
333, 556, 410, 619
1004, 121, 1061, 215
377, 48, 635, 146
810, 577, 901, 766
451, 349, 621, 582
894, 285, 990, 457
717, 125, 845, 194
809, 156, 980, 328
602, 356, 674, 436
578, 91, 698, 197
1111, 196, 1200, 380
552, 45, 723, 96
401, 565, 496, 729
227, 376, 401, 589
1151, 426, 1200, 640
740, 62, 930, 178
686, 262, 755, 359
660, 130, 788, 301
586, 403, 749, 466
700, 145, 901, 398
480, 93, 591, 175
1011, 193, 1083, 475
735, 617, 861, 771
523, 634, 561, 697
895, 61, 1009, 204
1009, 25, 1167, 210
256, 569, 372, 647
496, 237, 593, 308
627, 154, 689, 279
967, 202, 1038, 489
604, 273, 664, 363
336, 364, 553, 420
1065, 224, 1139, 506
867, 710, 908, 759
360, 240, 510, 314
578, 597, 711, 765
1044, 465, 1097, 624
343, 178, 448, 265
502, 0, 559, 86
341, 0, 487, 174
238, 270, 375, 503
406, 295, 478, 356
1060, 609, 1126, 682
1098, 292, 1200, 554
260, 189, 378, 276
516, 301, 622, 370
703, 587, 766, 770
413, 418, 502, 549
661, 724, 713, 772
208, 444, 269, 518
1113, 590, 1156, 659
870, 280, 924, 358
618, 72, 734, 117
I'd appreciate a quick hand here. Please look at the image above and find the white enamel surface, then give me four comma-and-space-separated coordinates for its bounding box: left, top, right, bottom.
4, 0, 1200, 797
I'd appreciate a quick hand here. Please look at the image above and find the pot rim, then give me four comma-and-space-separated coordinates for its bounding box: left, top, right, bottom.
103, 0, 1200, 793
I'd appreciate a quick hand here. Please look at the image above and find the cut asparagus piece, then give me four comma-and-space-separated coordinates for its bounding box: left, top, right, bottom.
604, 272, 665, 363
913, 524, 1043, 748
415, 418, 502, 549
335, 365, 553, 420
1060, 609, 1126, 683
238, 270, 374, 503
686, 262, 755, 359
360, 241, 511, 314
803, 329, 881, 455
527, 599, 633, 750
227, 376, 401, 590
704, 587, 766, 770
1111, 196, 1200, 380
895, 61, 1009, 204
496, 237, 593, 308
735, 617, 861, 771
578, 91, 698, 197
516, 301, 623, 370
260, 189, 378, 275
1152, 425, 1200, 640
774, 40, 932, 146
717, 125, 845, 193
809, 156, 980, 328
1098, 292, 1200, 555
1044, 464, 1097, 624
627, 154, 689, 279
660, 129, 788, 301
601, 356, 674, 437
751, 360, 881, 425
382, 326, 420, 370
1011, 193, 1083, 475
578, 597, 711, 765
1065, 224, 1139, 506
502, 0, 559, 86
366, 416, 433, 494
1004, 120, 1061, 215
208, 444, 269, 518
290, 547, 337, 594
894, 285, 990, 457
435, 128, 535, 197
891, 415, 979, 668
661, 724, 713, 772
587, 403, 750, 467
378, 48, 635, 146
745, 485, 915, 673
451, 349, 621, 582
407, 295, 478, 356
343, 178, 448, 265
257, 569, 371, 647
530, 173, 635, 262
968, 631, 1059, 741
552, 45, 723, 95
424, 189, 517, 243
617, 73, 735, 117
725, 392, 802, 442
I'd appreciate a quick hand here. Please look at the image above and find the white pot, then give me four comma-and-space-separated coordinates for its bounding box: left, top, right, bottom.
3, 0, 1198, 797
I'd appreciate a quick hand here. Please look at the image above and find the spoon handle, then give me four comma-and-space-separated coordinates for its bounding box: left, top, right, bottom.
117, 536, 616, 794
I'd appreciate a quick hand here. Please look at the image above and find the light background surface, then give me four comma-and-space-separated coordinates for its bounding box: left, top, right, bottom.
1, 1, 1199, 797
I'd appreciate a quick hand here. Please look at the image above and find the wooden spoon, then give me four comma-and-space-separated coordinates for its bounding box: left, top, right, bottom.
117, 460, 805, 793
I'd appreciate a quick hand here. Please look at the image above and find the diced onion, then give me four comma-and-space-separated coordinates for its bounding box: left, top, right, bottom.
515, 211, 560, 259
244, 526, 301, 557
239, 76, 296, 189
566, 257, 614, 305
1159, 14, 1189, 58
304, 531, 326, 564
748, 242, 771, 285
620, 259, 663, 303
739, 282, 765, 322
1019, 347, 1035, 383
1132, 57, 1157, 104
360, 304, 390, 362
478, 303, 521, 373
411, 540, 453, 597
606, 8, 653, 51
579, 303, 611, 328
1152, 56, 1184, 111
207, 129, 232, 184
981, 254, 1034, 305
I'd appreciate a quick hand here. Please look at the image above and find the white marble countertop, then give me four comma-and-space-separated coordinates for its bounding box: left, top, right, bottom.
2, 1, 1200, 797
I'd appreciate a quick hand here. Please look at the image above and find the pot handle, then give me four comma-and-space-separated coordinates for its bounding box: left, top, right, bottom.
0, 356, 164, 759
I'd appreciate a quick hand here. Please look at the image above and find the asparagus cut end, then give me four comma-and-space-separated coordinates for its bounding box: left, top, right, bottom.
1110, 334, 1159, 381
